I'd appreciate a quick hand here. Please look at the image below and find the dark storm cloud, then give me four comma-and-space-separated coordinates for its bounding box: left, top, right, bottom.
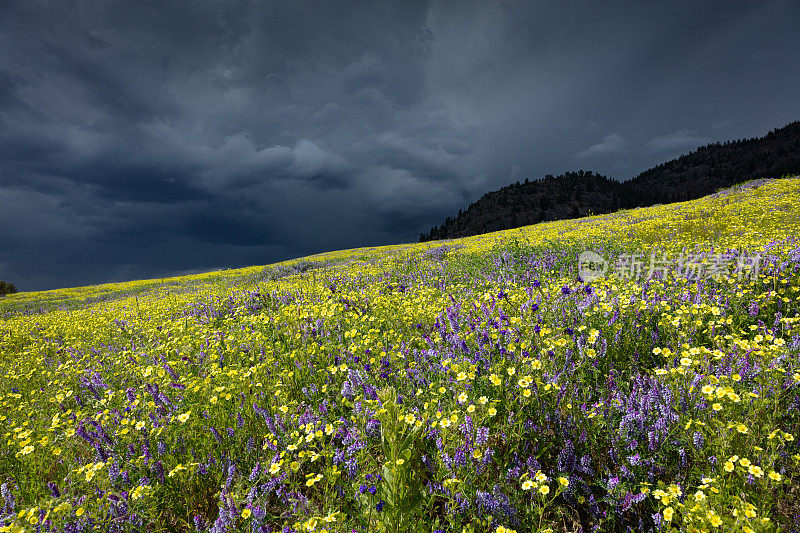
1, 0, 799, 290
643, 129, 711, 156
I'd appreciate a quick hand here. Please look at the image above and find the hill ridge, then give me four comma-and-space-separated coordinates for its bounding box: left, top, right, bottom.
421, 120, 800, 241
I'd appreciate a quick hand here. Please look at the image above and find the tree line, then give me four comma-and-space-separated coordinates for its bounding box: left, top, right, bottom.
421, 120, 800, 241
0, 281, 18, 296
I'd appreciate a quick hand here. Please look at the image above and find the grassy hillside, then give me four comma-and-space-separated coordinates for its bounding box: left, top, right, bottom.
1, 178, 800, 532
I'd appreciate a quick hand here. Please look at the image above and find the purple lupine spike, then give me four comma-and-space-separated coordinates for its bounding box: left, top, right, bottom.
158, 390, 174, 408
108, 460, 119, 484
365, 419, 381, 437
252, 402, 268, 422
453, 448, 468, 467
525, 455, 541, 473
163, 364, 179, 381
141, 438, 152, 464
249, 462, 261, 482
152, 461, 165, 483
145, 383, 160, 404
557, 439, 576, 473
45, 481, 59, 498
476, 427, 489, 447
89, 419, 114, 447
193, 514, 208, 531
225, 464, 236, 489
209, 490, 235, 533
462, 415, 474, 438
93, 442, 110, 462
75, 423, 96, 445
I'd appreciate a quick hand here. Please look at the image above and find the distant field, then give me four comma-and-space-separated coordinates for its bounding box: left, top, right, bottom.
1, 177, 799, 532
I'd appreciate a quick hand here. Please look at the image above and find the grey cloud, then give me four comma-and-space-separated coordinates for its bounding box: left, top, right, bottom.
643, 128, 710, 155
573, 133, 628, 159
1, 0, 799, 290
712, 119, 735, 130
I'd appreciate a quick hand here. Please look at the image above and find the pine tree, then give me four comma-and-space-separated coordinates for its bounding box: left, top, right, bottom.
0, 281, 18, 295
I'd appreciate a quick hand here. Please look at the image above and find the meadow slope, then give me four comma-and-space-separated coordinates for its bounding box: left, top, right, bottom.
2, 177, 800, 532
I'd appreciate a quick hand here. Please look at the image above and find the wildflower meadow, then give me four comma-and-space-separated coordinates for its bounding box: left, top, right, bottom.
2, 177, 800, 533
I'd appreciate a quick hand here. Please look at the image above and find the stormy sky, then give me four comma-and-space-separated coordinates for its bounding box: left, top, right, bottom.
2, 1, 799, 291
